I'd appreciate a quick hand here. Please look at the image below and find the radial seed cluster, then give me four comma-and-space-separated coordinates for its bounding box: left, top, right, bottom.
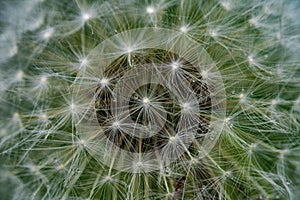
0, 0, 299, 200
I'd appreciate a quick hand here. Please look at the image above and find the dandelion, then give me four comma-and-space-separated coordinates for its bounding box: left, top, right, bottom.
0, 0, 299, 199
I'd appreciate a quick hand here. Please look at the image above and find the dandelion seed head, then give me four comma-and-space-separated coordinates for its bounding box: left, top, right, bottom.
2, 0, 297, 197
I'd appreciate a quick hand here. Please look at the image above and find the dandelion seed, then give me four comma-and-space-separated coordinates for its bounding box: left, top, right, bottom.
57, 164, 65, 170
181, 102, 191, 112
42, 28, 54, 40
294, 97, 300, 106
210, 29, 218, 37
275, 32, 281, 40
112, 121, 120, 129
169, 136, 176, 143
171, 61, 180, 70
136, 161, 143, 168
201, 70, 208, 79
166, 193, 172, 198
70, 103, 75, 110
40, 76, 47, 84
78, 139, 86, 147
29, 165, 39, 174
40, 113, 48, 121
12, 112, 20, 122
126, 47, 133, 53
271, 99, 278, 106
223, 171, 231, 177
180, 26, 188, 33
82, 13, 91, 21
99, 78, 109, 87
105, 176, 111, 181
190, 158, 197, 164
80, 58, 88, 66
9, 46, 18, 57
223, 117, 231, 126
220, 1, 232, 10
263, 6, 270, 14
278, 149, 289, 159
0, 129, 7, 136
15, 70, 24, 81
146, 6, 155, 14
249, 18, 258, 27
248, 55, 254, 64
239, 93, 246, 103
142, 97, 150, 105
249, 143, 256, 151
